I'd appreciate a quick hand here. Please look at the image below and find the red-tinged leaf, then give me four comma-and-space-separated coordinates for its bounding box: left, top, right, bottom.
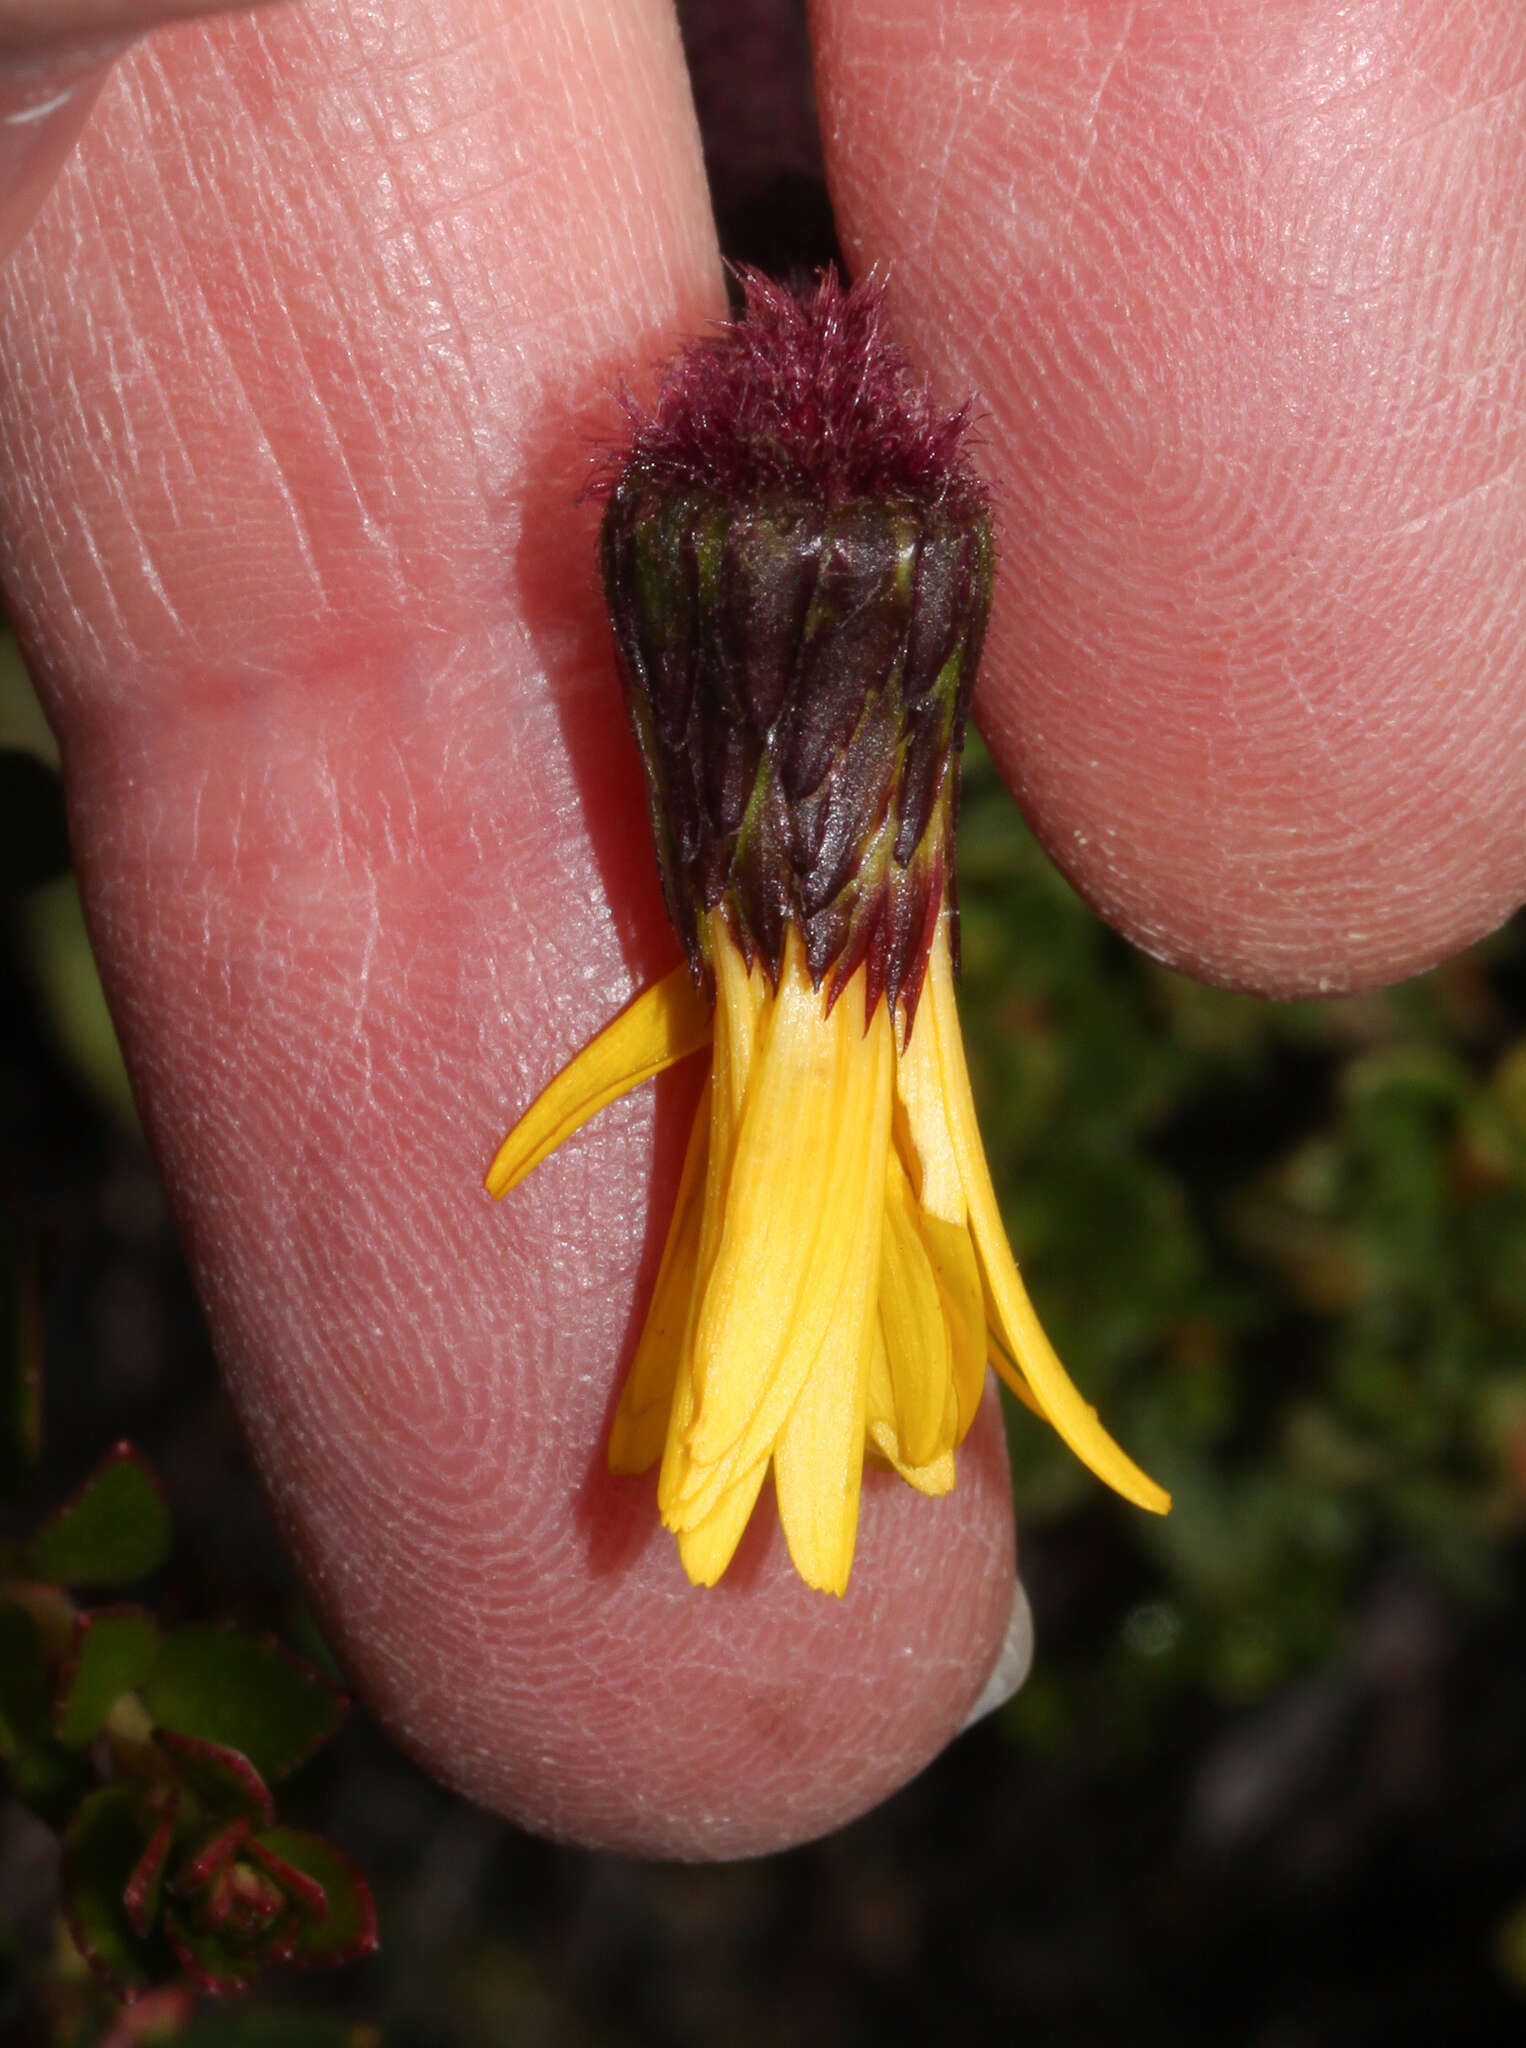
55, 1604, 160, 1746
174, 1816, 251, 1893
26, 1443, 170, 1587
61, 1786, 171, 2000
124, 1797, 178, 1941
255, 1906, 308, 1967
245, 1835, 329, 1923
162, 1904, 266, 1997
156, 1727, 275, 1824
0, 1215, 42, 1495
141, 1625, 345, 1783
249, 1829, 378, 1968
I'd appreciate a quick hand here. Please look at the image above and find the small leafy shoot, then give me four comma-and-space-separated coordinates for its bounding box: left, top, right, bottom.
141, 1626, 345, 1784
54, 1606, 160, 1746
26, 1444, 170, 1587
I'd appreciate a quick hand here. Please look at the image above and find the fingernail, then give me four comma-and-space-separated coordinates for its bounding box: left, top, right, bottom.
960, 1578, 1034, 1730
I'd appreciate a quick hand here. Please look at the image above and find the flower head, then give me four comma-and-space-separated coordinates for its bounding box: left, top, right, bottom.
488, 271, 1169, 1594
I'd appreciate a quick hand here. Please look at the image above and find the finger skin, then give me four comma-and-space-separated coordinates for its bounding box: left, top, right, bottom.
0, 3, 283, 262
0, 0, 269, 47
813, 0, 1526, 996
0, 44, 114, 261
0, 1, 1016, 1855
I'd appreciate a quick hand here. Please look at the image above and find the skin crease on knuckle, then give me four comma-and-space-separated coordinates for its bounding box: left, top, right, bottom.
0, 0, 1017, 1859
813, 0, 1526, 997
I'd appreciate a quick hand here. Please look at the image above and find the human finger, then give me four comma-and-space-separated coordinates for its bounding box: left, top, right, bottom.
0, 0, 1018, 1856
812, 0, 1526, 996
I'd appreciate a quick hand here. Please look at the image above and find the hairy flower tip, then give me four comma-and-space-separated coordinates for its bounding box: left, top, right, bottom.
601, 269, 994, 1023
610, 268, 984, 512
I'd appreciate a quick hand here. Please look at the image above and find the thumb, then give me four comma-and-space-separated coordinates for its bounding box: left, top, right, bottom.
813, 0, 1526, 997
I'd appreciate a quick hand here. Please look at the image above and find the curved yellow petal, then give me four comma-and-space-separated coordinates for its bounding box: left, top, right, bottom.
893, 994, 965, 1224
925, 934, 1171, 1517
986, 1329, 1043, 1419
867, 1324, 957, 1494
868, 1426, 957, 1497
608, 1081, 711, 1475
879, 1149, 954, 1469
485, 964, 711, 1198
917, 1207, 987, 1448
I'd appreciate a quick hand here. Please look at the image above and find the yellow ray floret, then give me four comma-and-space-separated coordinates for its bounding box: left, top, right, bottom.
484, 968, 711, 1199
487, 908, 1169, 1594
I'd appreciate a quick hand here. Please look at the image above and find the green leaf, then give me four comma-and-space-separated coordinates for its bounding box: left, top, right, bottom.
157, 1727, 274, 1824
0, 1217, 42, 1495
141, 1625, 345, 1783
0, 1599, 51, 1755
0, 1598, 92, 1825
25, 1442, 170, 1587
54, 1605, 160, 1746
10, 1730, 93, 1831
60, 1786, 168, 1999
243, 1833, 326, 1922
250, 1827, 378, 1967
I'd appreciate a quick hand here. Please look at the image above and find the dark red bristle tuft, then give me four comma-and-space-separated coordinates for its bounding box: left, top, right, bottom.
601, 269, 984, 513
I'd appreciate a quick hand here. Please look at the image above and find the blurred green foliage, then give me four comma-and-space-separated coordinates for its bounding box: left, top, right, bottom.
957, 738, 1526, 1759
0, 1225, 375, 2036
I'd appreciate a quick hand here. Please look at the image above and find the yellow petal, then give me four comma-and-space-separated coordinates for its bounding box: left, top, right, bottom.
925, 931, 1172, 1517
608, 1080, 711, 1475
987, 1327, 1044, 1419
658, 1326, 703, 1520
866, 1317, 897, 1435
867, 1325, 956, 1495
485, 964, 712, 1198
774, 1305, 873, 1596
658, 931, 767, 1517
675, 1457, 770, 1587
682, 943, 892, 1478
711, 917, 767, 1121
868, 1426, 957, 1497
879, 1149, 954, 1468
920, 1208, 987, 1445
894, 993, 966, 1224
